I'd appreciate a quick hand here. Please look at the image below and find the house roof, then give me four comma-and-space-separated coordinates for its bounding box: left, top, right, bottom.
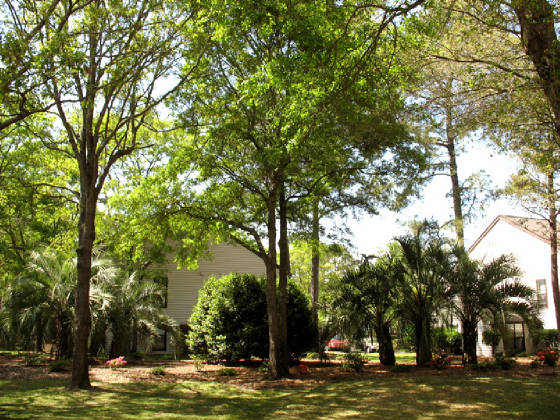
468, 215, 555, 253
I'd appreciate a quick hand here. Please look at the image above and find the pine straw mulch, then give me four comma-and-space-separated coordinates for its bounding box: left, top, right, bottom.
0, 355, 557, 390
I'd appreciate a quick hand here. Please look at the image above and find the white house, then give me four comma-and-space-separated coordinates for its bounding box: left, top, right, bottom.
152, 243, 266, 353
469, 215, 557, 355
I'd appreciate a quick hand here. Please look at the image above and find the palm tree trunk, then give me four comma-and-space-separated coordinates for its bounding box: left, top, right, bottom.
311, 199, 320, 351
415, 316, 432, 366
375, 322, 396, 365
547, 171, 560, 342
461, 319, 478, 365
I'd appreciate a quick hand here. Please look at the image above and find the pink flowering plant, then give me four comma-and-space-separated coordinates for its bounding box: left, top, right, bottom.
106, 356, 127, 369
535, 347, 559, 367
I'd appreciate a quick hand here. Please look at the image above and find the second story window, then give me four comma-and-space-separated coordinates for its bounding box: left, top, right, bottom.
536, 279, 548, 309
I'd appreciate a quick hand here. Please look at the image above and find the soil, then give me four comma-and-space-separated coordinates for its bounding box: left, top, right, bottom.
0, 355, 557, 390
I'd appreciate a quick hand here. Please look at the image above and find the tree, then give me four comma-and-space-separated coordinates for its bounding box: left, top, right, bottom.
329, 247, 403, 365
448, 248, 536, 364
396, 221, 453, 366
148, 0, 428, 378
18, 0, 205, 389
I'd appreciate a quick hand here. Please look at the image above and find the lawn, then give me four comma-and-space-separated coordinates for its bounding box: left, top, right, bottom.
1, 375, 559, 419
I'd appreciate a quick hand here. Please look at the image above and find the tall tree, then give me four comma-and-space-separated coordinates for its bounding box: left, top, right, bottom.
149, 0, 428, 378
22, 0, 204, 389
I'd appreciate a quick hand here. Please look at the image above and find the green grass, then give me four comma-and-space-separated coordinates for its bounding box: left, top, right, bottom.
1, 376, 559, 419
362, 351, 417, 364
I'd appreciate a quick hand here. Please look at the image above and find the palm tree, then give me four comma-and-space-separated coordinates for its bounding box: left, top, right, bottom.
449, 248, 539, 364
396, 221, 454, 366
330, 248, 402, 365
7, 251, 77, 358
96, 270, 177, 358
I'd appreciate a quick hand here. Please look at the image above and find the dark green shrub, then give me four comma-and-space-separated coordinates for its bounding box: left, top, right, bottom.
218, 367, 238, 376
534, 329, 558, 349
433, 328, 462, 354
151, 365, 166, 376
187, 273, 315, 362
22, 352, 48, 366
494, 354, 516, 370
48, 359, 69, 372
390, 364, 412, 373
341, 351, 365, 372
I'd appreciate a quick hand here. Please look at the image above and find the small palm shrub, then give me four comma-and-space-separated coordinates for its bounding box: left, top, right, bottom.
341, 351, 366, 372
218, 367, 238, 377
48, 359, 69, 372
151, 365, 166, 376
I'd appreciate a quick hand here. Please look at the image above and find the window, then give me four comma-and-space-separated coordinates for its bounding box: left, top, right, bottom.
154, 274, 168, 308
536, 279, 548, 308
152, 329, 167, 352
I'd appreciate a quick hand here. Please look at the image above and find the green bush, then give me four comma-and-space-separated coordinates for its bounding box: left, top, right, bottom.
218, 367, 238, 377
471, 355, 516, 371
341, 351, 365, 372
151, 366, 166, 376
22, 352, 48, 366
534, 329, 558, 349
390, 364, 412, 373
47, 359, 69, 372
187, 273, 315, 362
433, 328, 462, 355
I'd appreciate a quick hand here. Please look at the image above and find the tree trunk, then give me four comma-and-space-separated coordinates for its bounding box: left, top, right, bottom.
415, 316, 432, 366
513, 0, 560, 141
461, 318, 478, 365
277, 184, 290, 371
310, 199, 320, 350
445, 105, 464, 247
70, 172, 97, 389
547, 171, 560, 341
265, 186, 289, 378
375, 321, 396, 366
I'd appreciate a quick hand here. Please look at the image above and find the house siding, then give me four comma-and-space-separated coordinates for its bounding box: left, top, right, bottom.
163, 243, 266, 326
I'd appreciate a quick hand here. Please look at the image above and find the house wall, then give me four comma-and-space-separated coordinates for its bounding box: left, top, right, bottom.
163, 243, 266, 326
469, 218, 557, 356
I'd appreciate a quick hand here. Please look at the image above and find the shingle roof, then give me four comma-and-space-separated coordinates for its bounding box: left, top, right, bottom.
469, 215, 556, 252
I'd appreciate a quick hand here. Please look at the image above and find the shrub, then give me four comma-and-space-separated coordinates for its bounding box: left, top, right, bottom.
151, 365, 166, 376
433, 328, 462, 355
432, 352, 451, 370
304, 352, 319, 360
188, 273, 315, 362
534, 329, 558, 349
106, 356, 127, 369
341, 351, 366, 372
48, 359, 69, 372
391, 364, 412, 373
258, 361, 269, 374
536, 347, 559, 367
22, 352, 48, 366
472, 355, 516, 371
218, 367, 238, 377
494, 354, 516, 370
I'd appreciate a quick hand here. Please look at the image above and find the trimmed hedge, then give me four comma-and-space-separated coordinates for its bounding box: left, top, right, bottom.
187, 273, 315, 362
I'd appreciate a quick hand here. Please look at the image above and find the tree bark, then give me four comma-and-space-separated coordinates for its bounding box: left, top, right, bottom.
461, 318, 478, 365
513, 0, 560, 141
70, 180, 96, 389
277, 184, 290, 371
311, 199, 320, 350
547, 171, 560, 340
375, 321, 396, 366
445, 105, 464, 247
265, 184, 289, 378
415, 316, 432, 366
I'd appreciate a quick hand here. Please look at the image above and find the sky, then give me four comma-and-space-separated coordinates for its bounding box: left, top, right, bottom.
332, 138, 534, 257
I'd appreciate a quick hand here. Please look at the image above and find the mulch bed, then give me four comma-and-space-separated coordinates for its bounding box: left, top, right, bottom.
0, 355, 557, 390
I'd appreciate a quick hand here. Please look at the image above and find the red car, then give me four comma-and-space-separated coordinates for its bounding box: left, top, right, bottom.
325, 335, 350, 351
